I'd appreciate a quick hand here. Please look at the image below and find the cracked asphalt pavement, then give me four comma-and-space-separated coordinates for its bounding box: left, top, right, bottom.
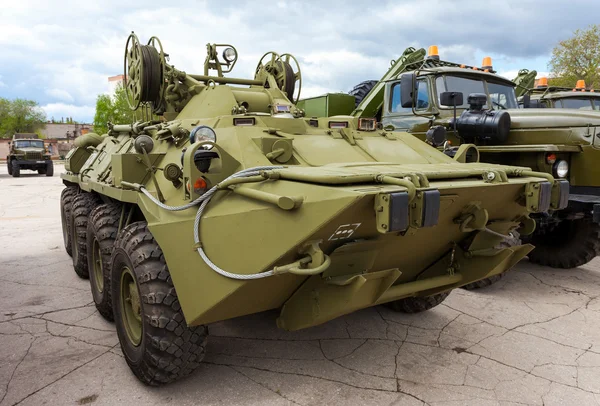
2, 164, 600, 405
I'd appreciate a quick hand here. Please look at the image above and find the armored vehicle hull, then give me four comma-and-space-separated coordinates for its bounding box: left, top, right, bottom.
60, 34, 564, 385
302, 47, 600, 274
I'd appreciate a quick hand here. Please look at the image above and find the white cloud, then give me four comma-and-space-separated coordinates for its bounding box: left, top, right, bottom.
41, 103, 95, 123
45, 88, 74, 102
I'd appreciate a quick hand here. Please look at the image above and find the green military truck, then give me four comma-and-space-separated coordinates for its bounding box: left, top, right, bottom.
299, 46, 600, 272
515, 73, 600, 110
7, 133, 54, 177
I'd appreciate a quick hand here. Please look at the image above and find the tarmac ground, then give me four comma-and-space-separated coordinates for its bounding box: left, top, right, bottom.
2, 164, 600, 405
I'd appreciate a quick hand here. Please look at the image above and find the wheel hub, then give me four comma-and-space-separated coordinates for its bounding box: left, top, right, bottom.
92, 239, 104, 293
120, 266, 142, 346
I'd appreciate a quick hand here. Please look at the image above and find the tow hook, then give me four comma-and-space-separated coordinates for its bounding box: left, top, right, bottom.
272, 241, 331, 276
455, 204, 489, 232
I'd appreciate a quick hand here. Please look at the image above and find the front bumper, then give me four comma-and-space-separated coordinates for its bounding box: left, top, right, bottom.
13, 159, 51, 166
568, 187, 600, 223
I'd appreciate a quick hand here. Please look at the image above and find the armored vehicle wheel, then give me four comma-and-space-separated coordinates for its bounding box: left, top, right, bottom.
111, 221, 208, 385
349, 80, 377, 107
45, 162, 54, 176
7, 161, 12, 175
461, 231, 521, 290
71, 192, 101, 278
11, 161, 20, 177
60, 186, 79, 257
87, 203, 121, 321
385, 291, 450, 313
527, 219, 600, 269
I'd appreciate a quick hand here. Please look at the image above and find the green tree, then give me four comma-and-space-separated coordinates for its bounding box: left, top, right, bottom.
93, 84, 134, 134
548, 24, 600, 88
0, 98, 46, 138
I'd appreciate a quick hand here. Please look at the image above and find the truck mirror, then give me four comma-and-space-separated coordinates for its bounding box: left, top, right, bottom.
521, 94, 531, 108
400, 73, 417, 108
440, 91, 464, 107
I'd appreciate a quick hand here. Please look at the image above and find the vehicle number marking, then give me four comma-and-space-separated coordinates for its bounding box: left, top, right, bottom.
328, 223, 361, 241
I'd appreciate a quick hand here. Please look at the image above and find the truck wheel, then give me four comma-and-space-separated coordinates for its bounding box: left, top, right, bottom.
111, 221, 208, 385
38, 169, 46, 175
45, 161, 54, 176
385, 292, 450, 313
11, 161, 20, 178
87, 203, 121, 321
527, 219, 600, 268
349, 80, 378, 107
71, 192, 101, 278
461, 231, 521, 290
60, 186, 79, 257
7, 160, 12, 175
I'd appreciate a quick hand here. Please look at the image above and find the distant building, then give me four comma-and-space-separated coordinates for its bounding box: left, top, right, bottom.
40, 123, 92, 140
108, 74, 125, 94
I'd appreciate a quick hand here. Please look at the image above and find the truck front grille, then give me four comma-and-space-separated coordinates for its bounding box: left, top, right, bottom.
25, 152, 43, 160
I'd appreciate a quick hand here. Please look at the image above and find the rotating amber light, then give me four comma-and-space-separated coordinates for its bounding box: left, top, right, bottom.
428, 45, 440, 60
481, 56, 493, 70
576, 79, 586, 90
537, 77, 548, 88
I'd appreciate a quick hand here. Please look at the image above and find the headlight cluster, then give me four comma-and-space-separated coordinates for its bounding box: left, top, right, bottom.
222, 47, 237, 63
189, 126, 217, 149
553, 160, 569, 178
546, 153, 568, 179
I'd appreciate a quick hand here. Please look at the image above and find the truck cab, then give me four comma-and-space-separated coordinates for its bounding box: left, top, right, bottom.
521, 78, 600, 110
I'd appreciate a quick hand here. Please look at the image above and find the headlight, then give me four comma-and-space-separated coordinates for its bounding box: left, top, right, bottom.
553, 160, 569, 178
190, 126, 217, 149
222, 47, 237, 63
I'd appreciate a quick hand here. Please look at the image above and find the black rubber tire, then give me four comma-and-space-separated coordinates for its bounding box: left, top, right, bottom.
7, 160, 12, 175
111, 221, 208, 385
45, 162, 54, 176
385, 291, 451, 313
527, 219, 600, 268
11, 161, 20, 178
71, 192, 101, 278
60, 186, 79, 257
461, 231, 522, 290
349, 80, 378, 107
87, 203, 121, 321
38, 168, 46, 175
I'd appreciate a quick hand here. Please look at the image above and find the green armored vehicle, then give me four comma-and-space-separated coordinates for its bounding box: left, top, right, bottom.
7, 133, 53, 177
516, 74, 600, 110
60, 34, 565, 385
300, 46, 600, 272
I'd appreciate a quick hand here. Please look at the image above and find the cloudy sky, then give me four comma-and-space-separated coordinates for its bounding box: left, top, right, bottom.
0, 0, 598, 123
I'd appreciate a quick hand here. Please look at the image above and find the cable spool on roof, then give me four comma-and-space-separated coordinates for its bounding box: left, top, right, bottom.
124, 32, 165, 112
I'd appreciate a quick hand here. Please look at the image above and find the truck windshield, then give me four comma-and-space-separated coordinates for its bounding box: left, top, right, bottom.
14, 140, 44, 148
557, 98, 595, 110
435, 75, 518, 110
